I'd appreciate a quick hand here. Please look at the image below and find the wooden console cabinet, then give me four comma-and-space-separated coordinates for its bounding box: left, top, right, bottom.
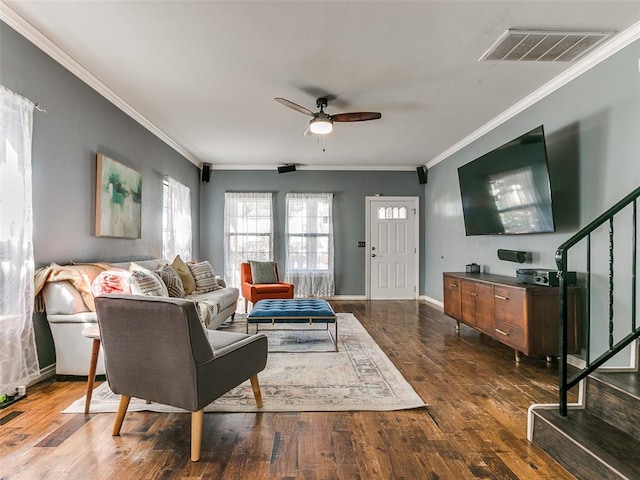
443, 272, 580, 362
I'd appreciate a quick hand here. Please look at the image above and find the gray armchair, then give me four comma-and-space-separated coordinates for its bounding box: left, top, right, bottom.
94, 294, 268, 461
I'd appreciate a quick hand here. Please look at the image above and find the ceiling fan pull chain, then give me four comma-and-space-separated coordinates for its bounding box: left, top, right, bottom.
318, 135, 327, 153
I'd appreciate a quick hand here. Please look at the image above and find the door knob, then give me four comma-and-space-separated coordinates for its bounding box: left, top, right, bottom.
371, 254, 376, 257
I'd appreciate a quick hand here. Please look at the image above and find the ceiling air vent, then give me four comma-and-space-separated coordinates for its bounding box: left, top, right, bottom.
479, 29, 614, 62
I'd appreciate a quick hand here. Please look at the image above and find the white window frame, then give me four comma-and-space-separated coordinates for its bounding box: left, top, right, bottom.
285, 193, 334, 297
162, 176, 192, 262
224, 192, 273, 288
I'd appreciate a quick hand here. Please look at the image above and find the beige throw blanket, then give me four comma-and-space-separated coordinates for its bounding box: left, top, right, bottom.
34, 262, 111, 312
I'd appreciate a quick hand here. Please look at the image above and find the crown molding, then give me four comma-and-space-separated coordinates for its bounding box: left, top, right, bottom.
0, 2, 200, 167
208, 164, 418, 171
427, 19, 640, 169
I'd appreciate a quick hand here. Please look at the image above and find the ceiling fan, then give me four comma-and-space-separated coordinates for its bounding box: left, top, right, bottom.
274, 96, 382, 135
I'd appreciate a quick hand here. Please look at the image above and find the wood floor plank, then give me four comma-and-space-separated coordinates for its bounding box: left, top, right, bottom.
310, 413, 342, 480
0, 300, 577, 479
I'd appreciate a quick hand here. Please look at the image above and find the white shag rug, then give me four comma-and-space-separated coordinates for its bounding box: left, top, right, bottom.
63, 313, 426, 413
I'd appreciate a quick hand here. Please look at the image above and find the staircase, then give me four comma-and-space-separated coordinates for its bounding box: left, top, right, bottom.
528, 185, 640, 479
530, 371, 640, 479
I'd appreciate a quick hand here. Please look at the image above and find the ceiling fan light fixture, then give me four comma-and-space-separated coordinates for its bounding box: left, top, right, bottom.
309, 116, 333, 135
275, 95, 380, 135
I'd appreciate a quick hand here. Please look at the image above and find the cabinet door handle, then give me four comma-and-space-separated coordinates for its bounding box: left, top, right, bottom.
450, 283, 458, 288
470, 292, 477, 297
494, 295, 508, 300
495, 329, 509, 336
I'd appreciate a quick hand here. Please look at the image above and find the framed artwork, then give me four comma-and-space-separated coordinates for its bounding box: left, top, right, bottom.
95, 153, 142, 238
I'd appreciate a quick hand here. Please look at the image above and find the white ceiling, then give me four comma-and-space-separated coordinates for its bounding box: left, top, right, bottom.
3, 1, 640, 170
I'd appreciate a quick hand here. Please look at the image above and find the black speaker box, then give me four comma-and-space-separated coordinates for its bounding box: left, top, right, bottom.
417, 165, 428, 184
278, 164, 296, 174
497, 249, 527, 263
201, 163, 212, 183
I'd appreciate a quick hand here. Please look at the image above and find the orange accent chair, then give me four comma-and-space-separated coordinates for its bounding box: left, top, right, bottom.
241, 262, 294, 312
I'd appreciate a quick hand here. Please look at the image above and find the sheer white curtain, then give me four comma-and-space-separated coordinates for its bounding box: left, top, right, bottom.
224, 192, 273, 288
0, 85, 40, 396
285, 193, 334, 297
162, 176, 192, 261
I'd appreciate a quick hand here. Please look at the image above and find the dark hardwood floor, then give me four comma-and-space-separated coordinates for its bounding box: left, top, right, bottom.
0, 300, 576, 479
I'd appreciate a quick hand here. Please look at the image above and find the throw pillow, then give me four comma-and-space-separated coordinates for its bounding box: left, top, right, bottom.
249, 260, 278, 284
91, 269, 132, 297
128, 270, 168, 297
171, 255, 196, 295
155, 264, 185, 298
128, 262, 151, 272
187, 261, 220, 294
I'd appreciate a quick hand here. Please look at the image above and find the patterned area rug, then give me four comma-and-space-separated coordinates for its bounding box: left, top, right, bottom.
63, 313, 426, 413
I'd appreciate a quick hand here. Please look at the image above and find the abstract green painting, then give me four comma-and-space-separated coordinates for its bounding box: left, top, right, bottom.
95, 153, 142, 238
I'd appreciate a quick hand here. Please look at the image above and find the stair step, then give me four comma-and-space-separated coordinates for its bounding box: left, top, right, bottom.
588, 372, 640, 440
590, 371, 640, 397
532, 408, 640, 480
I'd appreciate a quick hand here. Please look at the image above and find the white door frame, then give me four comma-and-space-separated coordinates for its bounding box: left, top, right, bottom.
365, 196, 420, 300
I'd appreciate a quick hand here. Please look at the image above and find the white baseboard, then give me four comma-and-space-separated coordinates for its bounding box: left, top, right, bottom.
527, 379, 586, 441
329, 295, 442, 304
420, 295, 443, 308
243, 295, 438, 302
327, 295, 367, 301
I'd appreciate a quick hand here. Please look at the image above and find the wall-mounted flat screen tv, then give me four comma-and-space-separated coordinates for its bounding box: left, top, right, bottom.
458, 125, 555, 236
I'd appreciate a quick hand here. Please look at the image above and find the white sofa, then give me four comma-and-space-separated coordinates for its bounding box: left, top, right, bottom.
41, 258, 239, 376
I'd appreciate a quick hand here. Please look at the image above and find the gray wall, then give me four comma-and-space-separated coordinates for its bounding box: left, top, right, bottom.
424, 37, 640, 301
1, 22, 200, 369
200, 170, 425, 295
424, 38, 640, 366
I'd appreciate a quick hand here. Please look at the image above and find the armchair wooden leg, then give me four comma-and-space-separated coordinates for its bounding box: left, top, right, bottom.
112, 395, 131, 436
191, 409, 204, 461
250, 374, 263, 408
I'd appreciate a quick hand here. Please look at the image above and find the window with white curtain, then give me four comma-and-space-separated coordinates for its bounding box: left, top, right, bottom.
224, 192, 273, 288
162, 176, 192, 261
0, 85, 40, 396
285, 193, 334, 298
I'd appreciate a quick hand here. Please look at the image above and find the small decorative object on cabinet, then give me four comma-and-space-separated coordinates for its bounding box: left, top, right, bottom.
443, 272, 580, 362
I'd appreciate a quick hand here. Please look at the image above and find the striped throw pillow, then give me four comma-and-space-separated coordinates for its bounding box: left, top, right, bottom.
187, 261, 220, 294
155, 265, 185, 298
129, 270, 168, 297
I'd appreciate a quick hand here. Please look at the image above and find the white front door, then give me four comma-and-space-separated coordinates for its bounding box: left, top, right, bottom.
366, 197, 419, 299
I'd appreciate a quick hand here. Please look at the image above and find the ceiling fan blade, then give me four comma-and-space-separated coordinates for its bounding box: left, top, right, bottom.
274, 97, 314, 116
331, 112, 382, 122
303, 125, 314, 136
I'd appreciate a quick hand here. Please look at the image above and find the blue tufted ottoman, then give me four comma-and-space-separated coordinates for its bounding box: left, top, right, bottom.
246, 299, 338, 351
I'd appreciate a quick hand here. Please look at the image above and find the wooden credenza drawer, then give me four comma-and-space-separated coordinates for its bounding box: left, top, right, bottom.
493, 286, 526, 329
494, 321, 525, 351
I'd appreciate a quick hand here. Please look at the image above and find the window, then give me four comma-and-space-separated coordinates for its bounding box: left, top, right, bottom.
162, 176, 192, 262
224, 192, 273, 288
377, 205, 407, 220
285, 193, 334, 297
